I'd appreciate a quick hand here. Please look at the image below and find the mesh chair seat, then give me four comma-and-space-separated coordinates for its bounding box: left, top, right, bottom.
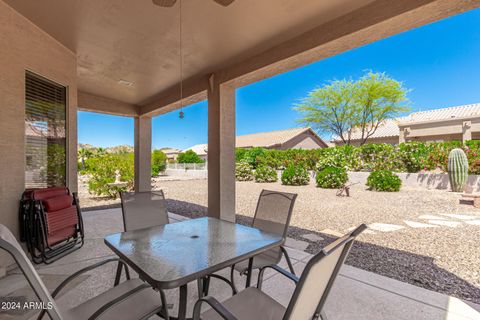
64, 278, 161, 320
200, 287, 285, 320
120, 191, 168, 231
195, 225, 367, 320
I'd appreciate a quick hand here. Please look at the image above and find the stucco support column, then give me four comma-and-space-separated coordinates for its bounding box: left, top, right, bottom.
462, 121, 472, 143
207, 74, 236, 222
134, 116, 152, 192
399, 127, 406, 144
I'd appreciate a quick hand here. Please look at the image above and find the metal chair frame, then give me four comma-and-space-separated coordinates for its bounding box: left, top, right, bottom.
0, 224, 164, 320
230, 189, 298, 293
193, 224, 367, 320
20, 188, 84, 264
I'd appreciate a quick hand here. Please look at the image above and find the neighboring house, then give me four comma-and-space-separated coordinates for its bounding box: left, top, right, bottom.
183, 144, 209, 161
236, 127, 328, 150
160, 147, 182, 161
182, 128, 328, 161
333, 103, 480, 146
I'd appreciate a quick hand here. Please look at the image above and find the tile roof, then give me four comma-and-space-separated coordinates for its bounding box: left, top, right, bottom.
184, 128, 326, 153
236, 127, 316, 148
335, 118, 405, 141
400, 103, 480, 124
334, 103, 480, 141
183, 144, 208, 156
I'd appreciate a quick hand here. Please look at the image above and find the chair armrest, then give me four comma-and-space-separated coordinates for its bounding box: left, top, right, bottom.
37, 258, 130, 320
88, 283, 153, 320
257, 265, 299, 288
193, 296, 238, 320
51, 258, 128, 298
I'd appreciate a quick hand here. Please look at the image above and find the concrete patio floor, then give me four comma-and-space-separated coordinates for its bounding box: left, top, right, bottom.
2, 208, 480, 320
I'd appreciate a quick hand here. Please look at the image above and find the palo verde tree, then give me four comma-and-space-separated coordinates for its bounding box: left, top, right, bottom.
294, 72, 409, 145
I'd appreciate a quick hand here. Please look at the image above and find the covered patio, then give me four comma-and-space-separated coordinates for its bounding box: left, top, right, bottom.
2, 208, 479, 320
1, 0, 480, 319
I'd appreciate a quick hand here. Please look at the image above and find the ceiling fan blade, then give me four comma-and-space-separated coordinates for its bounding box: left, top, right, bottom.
152, 0, 177, 7
213, 0, 235, 6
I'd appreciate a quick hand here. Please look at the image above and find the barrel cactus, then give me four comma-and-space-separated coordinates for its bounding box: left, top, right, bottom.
448, 148, 468, 192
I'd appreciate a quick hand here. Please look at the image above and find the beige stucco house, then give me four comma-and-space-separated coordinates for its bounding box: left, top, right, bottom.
333, 103, 480, 146
184, 128, 328, 160
0, 0, 478, 274
236, 127, 328, 150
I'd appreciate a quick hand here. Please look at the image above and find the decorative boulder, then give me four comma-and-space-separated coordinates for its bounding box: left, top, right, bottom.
448, 148, 468, 192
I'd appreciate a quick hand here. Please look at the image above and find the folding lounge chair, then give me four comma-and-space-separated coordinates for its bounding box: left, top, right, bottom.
229, 190, 298, 293
0, 223, 165, 320
193, 224, 367, 320
20, 187, 84, 264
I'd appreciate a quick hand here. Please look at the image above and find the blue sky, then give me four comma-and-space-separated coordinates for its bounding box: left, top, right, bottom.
78, 8, 480, 149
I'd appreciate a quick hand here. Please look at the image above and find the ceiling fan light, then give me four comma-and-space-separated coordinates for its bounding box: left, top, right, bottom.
213, 0, 235, 6
152, 0, 177, 7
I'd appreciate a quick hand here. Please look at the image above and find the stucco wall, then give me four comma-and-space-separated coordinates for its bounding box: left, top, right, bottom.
282, 131, 326, 150
0, 2, 78, 271
348, 171, 480, 191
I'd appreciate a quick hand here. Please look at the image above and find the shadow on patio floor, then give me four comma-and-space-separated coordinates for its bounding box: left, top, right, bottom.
164, 198, 480, 305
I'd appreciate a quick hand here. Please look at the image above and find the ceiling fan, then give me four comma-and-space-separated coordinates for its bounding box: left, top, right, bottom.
152, 0, 234, 7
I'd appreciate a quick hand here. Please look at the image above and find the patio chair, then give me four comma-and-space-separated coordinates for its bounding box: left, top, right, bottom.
20, 187, 84, 264
229, 190, 297, 293
0, 223, 165, 320
120, 190, 169, 231
193, 224, 367, 320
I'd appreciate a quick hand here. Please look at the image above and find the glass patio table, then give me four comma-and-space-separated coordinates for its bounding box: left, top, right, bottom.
104, 216, 284, 320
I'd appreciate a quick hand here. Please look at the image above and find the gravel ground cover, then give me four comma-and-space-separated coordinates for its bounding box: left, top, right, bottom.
79, 177, 480, 303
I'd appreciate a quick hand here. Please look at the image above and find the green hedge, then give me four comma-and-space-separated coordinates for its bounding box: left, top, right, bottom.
254, 165, 278, 183
235, 141, 480, 174
236, 161, 254, 181
316, 166, 348, 189
281, 164, 310, 186
366, 170, 402, 192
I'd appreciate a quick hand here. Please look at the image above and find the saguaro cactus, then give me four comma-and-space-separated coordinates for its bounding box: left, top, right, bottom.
448, 148, 468, 192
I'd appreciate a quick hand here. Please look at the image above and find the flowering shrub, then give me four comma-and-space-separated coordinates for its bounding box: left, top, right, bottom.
86, 154, 134, 198
281, 165, 310, 186
316, 166, 348, 189
235, 161, 254, 181
366, 170, 402, 192
236, 142, 480, 174
254, 165, 278, 183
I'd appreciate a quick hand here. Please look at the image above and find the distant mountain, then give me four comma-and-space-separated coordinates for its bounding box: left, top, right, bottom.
78, 144, 134, 154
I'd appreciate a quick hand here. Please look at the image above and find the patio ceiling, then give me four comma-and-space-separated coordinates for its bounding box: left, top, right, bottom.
5, 0, 479, 117
4, 0, 373, 105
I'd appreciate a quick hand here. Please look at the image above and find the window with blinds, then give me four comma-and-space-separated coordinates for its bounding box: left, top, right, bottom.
25, 71, 67, 189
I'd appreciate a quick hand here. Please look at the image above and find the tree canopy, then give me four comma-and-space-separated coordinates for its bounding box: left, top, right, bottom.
294, 72, 410, 145
177, 150, 205, 164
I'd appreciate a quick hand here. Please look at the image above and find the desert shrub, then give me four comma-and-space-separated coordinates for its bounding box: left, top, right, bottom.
235, 148, 248, 162
366, 170, 402, 192
281, 164, 310, 186
243, 147, 266, 168
177, 150, 205, 163
254, 165, 278, 183
151, 150, 167, 176
398, 142, 428, 173
87, 154, 134, 198
236, 141, 480, 174
358, 143, 402, 171
236, 161, 254, 181
423, 141, 461, 171
316, 166, 348, 189
464, 141, 480, 174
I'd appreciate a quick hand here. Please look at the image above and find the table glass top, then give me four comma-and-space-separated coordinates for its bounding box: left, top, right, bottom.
104, 217, 283, 289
